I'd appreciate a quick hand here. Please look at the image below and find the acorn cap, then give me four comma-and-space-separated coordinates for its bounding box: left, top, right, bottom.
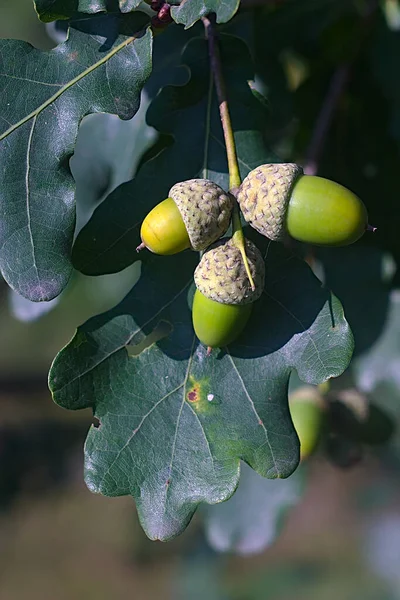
194, 237, 265, 305
237, 163, 303, 241
169, 179, 233, 251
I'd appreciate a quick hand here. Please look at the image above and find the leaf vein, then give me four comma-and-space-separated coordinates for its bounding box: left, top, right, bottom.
263, 290, 327, 373
0, 73, 62, 87
227, 352, 281, 477
97, 383, 185, 490
0, 30, 145, 142
53, 279, 192, 395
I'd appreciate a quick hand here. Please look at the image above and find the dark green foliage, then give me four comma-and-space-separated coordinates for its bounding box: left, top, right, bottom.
2, 0, 397, 546
49, 237, 353, 540
34, 0, 143, 21
0, 12, 151, 300
72, 34, 270, 275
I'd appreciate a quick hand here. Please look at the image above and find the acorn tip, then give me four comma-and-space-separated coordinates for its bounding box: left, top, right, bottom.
366, 224, 377, 233
206, 346, 213, 356
136, 242, 146, 253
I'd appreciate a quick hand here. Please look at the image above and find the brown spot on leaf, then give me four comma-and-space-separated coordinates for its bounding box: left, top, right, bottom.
187, 388, 199, 402
185, 377, 215, 413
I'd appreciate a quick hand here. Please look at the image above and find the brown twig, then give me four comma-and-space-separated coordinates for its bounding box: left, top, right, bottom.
303, 66, 350, 176
303, 0, 379, 175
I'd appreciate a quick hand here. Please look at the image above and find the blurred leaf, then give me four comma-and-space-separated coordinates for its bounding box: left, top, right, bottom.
171, 0, 240, 28
45, 19, 68, 44
324, 433, 364, 468
382, 0, 400, 31
327, 392, 394, 449
49, 240, 353, 540
72, 34, 272, 275
359, 403, 395, 446
8, 287, 61, 322
364, 513, 400, 587
34, 0, 142, 22
354, 290, 400, 394
0, 13, 152, 300
204, 462, 305, 555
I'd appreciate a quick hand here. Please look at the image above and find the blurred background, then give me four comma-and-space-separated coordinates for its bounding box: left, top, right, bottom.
1, 0, 400, 598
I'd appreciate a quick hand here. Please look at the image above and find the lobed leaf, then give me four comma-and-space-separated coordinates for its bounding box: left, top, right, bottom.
49, 240, 353, 540
0, 13, 152, 301
171, 0, 240, 29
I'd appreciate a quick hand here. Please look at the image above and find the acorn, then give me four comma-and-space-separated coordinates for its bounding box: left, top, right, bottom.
237, 163, 371, 246
137, 179, 233, 255
192, 237, 265, 349
289, 386, 325, 460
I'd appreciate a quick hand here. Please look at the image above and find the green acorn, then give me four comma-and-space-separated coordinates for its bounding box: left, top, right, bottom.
138, 179, 233, 255
192, 292, 253, 349
289, 386, 325, 460
237, 163, 371, 246
192, 237, 265, 349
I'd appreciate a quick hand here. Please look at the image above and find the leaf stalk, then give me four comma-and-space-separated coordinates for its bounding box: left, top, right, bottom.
202, 14, 255, 291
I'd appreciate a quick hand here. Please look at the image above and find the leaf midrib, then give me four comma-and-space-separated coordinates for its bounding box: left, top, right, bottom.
0, 29, 146, 142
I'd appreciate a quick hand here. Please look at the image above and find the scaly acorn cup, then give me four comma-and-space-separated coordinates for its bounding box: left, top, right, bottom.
237, 163, 371, 246
138, 179, 233, 255
192, 237, 265, 349
289, 387, 326, 460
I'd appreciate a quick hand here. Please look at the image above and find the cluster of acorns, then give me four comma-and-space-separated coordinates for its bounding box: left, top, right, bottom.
138, 164, 370, 351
